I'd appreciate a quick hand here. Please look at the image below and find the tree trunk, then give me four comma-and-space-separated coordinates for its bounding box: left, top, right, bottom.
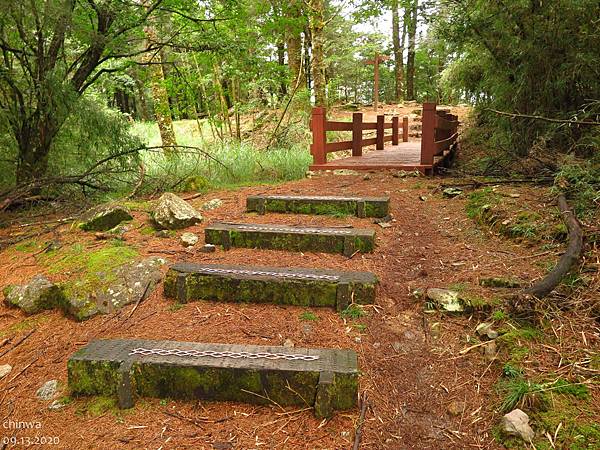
392, 0, 405, 102
406, 0, 418, 101
285, 0, 305, 91
144, 16, 177, 149
15, 118, 56, 185
309, 0, 326, 107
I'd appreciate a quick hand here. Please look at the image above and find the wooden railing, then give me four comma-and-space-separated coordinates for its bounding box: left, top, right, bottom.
310, 107, 409, 165
420, 102, 459, 165
309, 103, 459, 169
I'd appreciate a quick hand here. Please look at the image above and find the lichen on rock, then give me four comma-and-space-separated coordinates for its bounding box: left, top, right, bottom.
78, 204, 133, 232
3, 275, 64, 314
152, 193, 203, 230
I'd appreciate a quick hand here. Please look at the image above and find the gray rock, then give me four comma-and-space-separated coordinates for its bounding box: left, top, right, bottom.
201, 199, 223, 211
426, 288, 465, 313
3, 275, 63, 314
283, 339, 294, 348
180, 232, 199, 247
482, 341, 498, 362
476, 322, 499, 339
153, 193, 203, 230
0, 364, 12, 379
78, 204, 133, 232
36, 380, 59, 401
199, 244, 216, 253
443, 187, 463, 198
48, 399, 67, 410
64, 257, 166, 321
155, 230, 172, 238
502, 409, 535, 442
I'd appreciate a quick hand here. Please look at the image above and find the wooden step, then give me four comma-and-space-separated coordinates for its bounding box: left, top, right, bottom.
205, 222, 375, 256
164, 262, 377, 311
68, 339, 358, 418
246, 195, 389, 218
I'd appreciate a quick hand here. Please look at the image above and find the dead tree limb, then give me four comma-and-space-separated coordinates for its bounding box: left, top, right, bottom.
523, 194, 584, 299
486, 108, 600, 126
353, 392, 369, 450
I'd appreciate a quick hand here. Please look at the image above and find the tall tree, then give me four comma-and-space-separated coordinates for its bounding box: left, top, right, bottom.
391, 0, 405, 101
143, 14, 177, 148
284, 0, 306, 91
308, 0, 326, 106
405, 0, 418, 100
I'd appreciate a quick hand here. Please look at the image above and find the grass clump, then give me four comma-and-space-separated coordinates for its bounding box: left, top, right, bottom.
299, 311, 319, 322
341, 304, 367, 320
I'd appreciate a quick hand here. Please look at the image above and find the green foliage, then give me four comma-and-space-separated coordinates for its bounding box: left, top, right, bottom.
465, 188, 500, 220
436, 0, 600, 157
341, 304, 367, 320
553, 157, 600, 219
299, 311, 319, 321
502, 363, 523, 379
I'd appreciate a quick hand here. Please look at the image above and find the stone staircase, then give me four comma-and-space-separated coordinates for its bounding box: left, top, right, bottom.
68, 194, 388, 418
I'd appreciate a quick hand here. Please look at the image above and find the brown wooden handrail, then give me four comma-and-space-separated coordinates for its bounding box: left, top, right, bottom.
310, 108, 409, 163
420, 103, 460, 165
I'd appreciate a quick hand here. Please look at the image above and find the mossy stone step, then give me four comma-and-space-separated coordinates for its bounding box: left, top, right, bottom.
68, 339, 358, 418
246, 195, 389, 218
204, 222, 375, 256
164, 263, 377, 310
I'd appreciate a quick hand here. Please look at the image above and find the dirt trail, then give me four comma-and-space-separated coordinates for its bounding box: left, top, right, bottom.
0, 173, 548, 449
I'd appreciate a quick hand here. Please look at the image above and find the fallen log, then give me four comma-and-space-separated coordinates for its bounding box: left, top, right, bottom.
523, 194, 583, 299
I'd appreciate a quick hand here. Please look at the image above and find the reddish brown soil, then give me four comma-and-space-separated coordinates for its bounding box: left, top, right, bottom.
0, 173, 594, 449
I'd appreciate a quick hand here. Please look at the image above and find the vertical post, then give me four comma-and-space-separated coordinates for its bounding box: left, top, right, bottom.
311, 107, 327, 165
376, 115, 384, 150
352, 112, 363, 157
392, 116, 399, 145
373, 53, 379, 112
403, 116, 409, 142
420, 102, 436, 165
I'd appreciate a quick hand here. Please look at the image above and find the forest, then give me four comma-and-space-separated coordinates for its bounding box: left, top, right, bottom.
0, 0, 599, 449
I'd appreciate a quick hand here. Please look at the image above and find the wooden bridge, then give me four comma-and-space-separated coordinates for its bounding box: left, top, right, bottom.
309, 102, 459, 174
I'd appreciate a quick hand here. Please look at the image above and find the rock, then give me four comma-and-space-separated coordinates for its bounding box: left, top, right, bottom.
476, 322, 499, 339
283, 339, 294, 348
199, 244, 216, 253
363, 174, 372, 181
153, 193, 203, 230
64, 257, 166, 321
78, 204, 133, 232
443, 187, 463, 198
447, 400, 466, 416
180, 232, 199, 247
0, 364, 12, 379
430, 322, 441, 339
3, 275, 63, 314
48, 399, 67, 410
426, 288, 465, 313
36, 380, 59, 401
201, 199, 223, 211
501, 409, 535, 442
155, 230, 172, 238
391, 342, 402, 352
377, 222, 392, 229
333, 169, 360, 176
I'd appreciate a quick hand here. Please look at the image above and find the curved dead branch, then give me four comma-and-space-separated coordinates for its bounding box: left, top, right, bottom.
523, 194, 584, 299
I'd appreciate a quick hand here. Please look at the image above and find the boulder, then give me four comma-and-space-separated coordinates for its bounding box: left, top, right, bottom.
3, 275, 64, 314
153, 193, 203, 230
501, 409, 535, 442
64, 257, 166, 321
181, 232, 199, 247
78, 204, 133, 232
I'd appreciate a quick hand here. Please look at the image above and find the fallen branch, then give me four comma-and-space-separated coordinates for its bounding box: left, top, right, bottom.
353, 392, 369, 450
439, 177, 554, 190
486, 108, 600, 126
0, 329, 35, 358
523, 194, 584, 299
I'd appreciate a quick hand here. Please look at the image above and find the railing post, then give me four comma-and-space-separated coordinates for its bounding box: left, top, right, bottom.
352, 112, 363, 156
403, 116, 409, 142
392, 116, 399, 145
420, 102, 436, 165
376, 114, 384, 150
311, 107, 327, 165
